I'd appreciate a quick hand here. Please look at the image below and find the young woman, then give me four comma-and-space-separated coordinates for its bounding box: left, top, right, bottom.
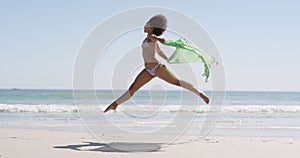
104, 15, 209, 113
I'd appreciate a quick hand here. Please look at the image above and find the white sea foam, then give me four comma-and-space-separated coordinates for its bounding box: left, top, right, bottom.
0, 103, 78, 113
221, 105, 300, 113
1, 103, 300, 114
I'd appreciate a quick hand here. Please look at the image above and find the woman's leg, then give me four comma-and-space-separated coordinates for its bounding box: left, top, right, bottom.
104, 69, 154, 113
155, 64, 209, 104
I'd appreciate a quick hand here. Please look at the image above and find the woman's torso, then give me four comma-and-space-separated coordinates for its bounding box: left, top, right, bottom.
141, 38, 159, 69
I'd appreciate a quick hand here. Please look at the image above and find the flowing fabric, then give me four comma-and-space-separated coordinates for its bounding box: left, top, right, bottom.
165, 38, 217, 82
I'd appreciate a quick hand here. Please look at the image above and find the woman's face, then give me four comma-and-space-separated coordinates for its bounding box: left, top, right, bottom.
144, 22, 153, 33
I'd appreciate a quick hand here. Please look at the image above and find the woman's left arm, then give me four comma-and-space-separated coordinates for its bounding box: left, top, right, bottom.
156, 43, 168, 61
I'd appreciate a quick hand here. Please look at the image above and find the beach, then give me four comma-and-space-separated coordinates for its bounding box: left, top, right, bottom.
2, 1, 300, 157
1, 90, 300, 157
1, 128, 300, 158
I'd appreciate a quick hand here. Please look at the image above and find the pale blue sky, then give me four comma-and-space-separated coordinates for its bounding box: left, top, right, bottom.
0, 0, 299, 91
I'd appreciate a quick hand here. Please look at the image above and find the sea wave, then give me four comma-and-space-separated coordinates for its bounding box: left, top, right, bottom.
1, 103, 300, 114
220, 105, 300, 113
0, 103, 78, 113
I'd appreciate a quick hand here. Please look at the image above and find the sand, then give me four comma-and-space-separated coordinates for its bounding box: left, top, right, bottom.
1, 128, 300, 158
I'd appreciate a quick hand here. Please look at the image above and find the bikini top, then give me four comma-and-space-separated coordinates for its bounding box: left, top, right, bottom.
142, 38, 151, 48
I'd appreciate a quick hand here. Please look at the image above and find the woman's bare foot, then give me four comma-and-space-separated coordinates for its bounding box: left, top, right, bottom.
103, 102, 118, 113
199, 93, 209, 104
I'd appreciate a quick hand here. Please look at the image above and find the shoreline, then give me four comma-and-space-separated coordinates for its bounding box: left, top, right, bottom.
1, 127, 300, 158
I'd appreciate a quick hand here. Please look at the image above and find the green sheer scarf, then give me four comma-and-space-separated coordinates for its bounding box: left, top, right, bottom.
165, 38, 217, 82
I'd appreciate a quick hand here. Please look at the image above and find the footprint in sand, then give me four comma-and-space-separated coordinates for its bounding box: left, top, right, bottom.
5, 136, 36, 141
204, 138, 219, 143
262, 139, 275, 143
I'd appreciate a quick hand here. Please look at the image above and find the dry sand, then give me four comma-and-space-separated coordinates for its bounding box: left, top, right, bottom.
1, 128, 300, 158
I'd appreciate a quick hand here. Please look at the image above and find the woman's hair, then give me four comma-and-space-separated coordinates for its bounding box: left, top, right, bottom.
148, 14, 167, 36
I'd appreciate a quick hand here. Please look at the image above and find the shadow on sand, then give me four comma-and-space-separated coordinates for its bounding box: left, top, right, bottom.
53, 142, 162, 152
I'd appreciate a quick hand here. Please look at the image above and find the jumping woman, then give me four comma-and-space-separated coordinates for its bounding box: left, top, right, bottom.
104, 15, 209, 113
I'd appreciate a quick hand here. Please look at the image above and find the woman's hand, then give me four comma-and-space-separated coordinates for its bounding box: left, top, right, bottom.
153, 36, 166, 44
157, 37, 166, 44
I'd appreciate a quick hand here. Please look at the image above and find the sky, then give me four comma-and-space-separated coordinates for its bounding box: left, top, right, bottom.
0, 0, 300, 91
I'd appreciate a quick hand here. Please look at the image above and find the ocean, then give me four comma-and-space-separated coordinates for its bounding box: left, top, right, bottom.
0, 89, 300, 138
